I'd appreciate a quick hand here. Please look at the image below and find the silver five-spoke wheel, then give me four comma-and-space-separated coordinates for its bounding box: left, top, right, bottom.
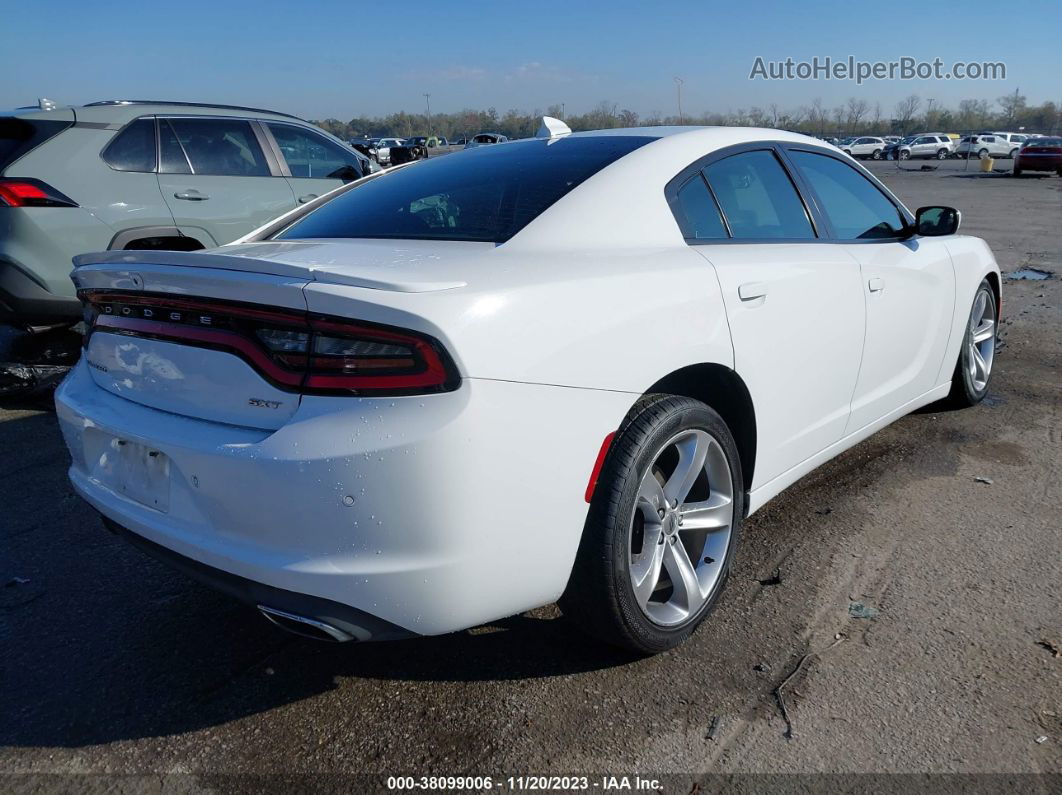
968, 287, 996, 392
628, 429, 734, 627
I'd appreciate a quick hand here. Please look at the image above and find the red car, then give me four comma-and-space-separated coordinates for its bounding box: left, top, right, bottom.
1014, 137, 1062, 176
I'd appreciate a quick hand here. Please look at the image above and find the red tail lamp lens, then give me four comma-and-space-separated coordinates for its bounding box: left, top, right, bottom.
0, 178, 78, 208
80, 291, 458, 395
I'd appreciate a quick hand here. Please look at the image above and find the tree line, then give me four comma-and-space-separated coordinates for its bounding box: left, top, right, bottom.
313, 93, 1061, 141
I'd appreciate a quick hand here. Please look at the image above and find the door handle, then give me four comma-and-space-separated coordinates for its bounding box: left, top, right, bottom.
738, 282, 768, 301
868, 277, 886, 292
297, 194, 319, 204
173, 190, 209, 201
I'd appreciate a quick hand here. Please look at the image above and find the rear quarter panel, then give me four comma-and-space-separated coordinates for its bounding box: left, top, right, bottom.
302, 245, 735, 395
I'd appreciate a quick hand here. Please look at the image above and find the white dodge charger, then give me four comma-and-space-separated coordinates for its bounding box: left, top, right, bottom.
55, 122, 1000, 653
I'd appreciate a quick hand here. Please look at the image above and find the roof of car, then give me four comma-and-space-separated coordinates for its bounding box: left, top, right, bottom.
566, 126, 839, 152
9, 99, 306, 123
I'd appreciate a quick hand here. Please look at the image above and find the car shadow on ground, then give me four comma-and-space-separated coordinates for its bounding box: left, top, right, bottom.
1, 410, 638, 749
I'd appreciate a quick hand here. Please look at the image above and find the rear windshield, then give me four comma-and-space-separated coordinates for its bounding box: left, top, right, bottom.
0, 117, 73, 172
1025, 138, 1062, 147
276, 135, 654, 244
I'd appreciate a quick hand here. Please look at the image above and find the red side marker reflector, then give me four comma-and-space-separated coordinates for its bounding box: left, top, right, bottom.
585, 431, 616, 503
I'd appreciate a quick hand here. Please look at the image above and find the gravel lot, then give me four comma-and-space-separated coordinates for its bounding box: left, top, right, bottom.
1, 156, 1060, 791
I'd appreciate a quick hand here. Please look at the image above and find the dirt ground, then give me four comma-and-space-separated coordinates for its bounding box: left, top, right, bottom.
1, 157, 1060, 792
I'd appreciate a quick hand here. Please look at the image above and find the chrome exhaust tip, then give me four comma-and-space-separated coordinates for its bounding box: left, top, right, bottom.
257, 605, 357, 642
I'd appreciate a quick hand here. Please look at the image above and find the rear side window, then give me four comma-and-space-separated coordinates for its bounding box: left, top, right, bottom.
0, 117, 73, 172
277, 135, 654, 243
101, 118, 157, 172
163, 118, 270, 177
789, 151, 905, 240
673, 175, 727, 240
268, 123, 365, 179
703, 150, 814, 240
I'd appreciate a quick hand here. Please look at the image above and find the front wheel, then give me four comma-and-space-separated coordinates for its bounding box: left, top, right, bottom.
946, 279, 997, 407
898, 149, 911, 160
561, 395, 744, 654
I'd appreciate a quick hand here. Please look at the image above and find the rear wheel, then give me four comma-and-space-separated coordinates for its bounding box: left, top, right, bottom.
978, 148, 990, 160
936, 148, 948, 160
946, 279, 997, 407
872, 149, 883, 160
561, 395, 744, 654
1009, 148, 1019, 159
1014, 165, 1023, 177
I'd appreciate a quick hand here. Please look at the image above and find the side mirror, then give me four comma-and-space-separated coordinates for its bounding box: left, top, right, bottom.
915, 205, 961, 236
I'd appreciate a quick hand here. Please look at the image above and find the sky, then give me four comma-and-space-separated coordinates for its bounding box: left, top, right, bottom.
2, 0, 1056, 120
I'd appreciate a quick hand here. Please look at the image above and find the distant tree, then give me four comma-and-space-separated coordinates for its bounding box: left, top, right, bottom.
997, 90, 1027, 126
845, 97, 869, 132
894, 94, 922, 134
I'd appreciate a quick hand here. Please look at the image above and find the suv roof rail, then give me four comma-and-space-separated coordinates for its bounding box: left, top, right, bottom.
83, 100, 303, 120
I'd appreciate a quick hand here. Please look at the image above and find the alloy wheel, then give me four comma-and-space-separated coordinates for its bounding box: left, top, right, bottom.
968, 288, 996, 392
628, 429, 734, 627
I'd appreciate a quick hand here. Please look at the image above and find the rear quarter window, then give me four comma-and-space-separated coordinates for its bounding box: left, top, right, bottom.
101, 118, 157, 172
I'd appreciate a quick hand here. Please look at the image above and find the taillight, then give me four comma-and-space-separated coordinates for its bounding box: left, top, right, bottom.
0, 178, 78, 208
304, 316, 452, 391
79, 291, 458, 396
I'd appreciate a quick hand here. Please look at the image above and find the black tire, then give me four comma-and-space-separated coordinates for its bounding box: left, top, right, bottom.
560, 394, 745, 654
945, 279, 997, 408
1009, 148, 1019, 159
872, 149, 882, 160
898, 149, 911, 160
978, 148, 990, 160
936, 149, 948, 160
1014, 166, 1023, 177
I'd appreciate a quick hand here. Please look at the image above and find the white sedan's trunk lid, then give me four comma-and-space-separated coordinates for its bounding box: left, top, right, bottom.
70, 241, 483, 430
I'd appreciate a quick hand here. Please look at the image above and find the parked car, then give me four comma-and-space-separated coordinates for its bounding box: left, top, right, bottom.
839, 136, 887, 160
436, 137, 449, 147
955, 133, 1026, 159
885, 134, 953, 161
56, 126, 1000, 654
882, 136, 902, 145
374, 137, 406, 165
0, 99, 371, 393
1013, 136, 1062, 176
464, 132, 508, 148
349, 138, 378, 161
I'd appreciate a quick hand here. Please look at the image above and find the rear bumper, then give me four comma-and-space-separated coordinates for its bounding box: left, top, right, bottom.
1015, 155, 1062, 171
99, 514, 412, 641
55, 360, 632, 636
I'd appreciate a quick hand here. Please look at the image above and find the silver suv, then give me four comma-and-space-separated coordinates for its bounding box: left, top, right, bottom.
0, 99, 371, 391
887, 133, 954, 161
955, 132, 1027, 159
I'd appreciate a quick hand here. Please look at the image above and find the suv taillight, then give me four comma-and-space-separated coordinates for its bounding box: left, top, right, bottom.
80, 291, 458, 396
0, 178, 78, 208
